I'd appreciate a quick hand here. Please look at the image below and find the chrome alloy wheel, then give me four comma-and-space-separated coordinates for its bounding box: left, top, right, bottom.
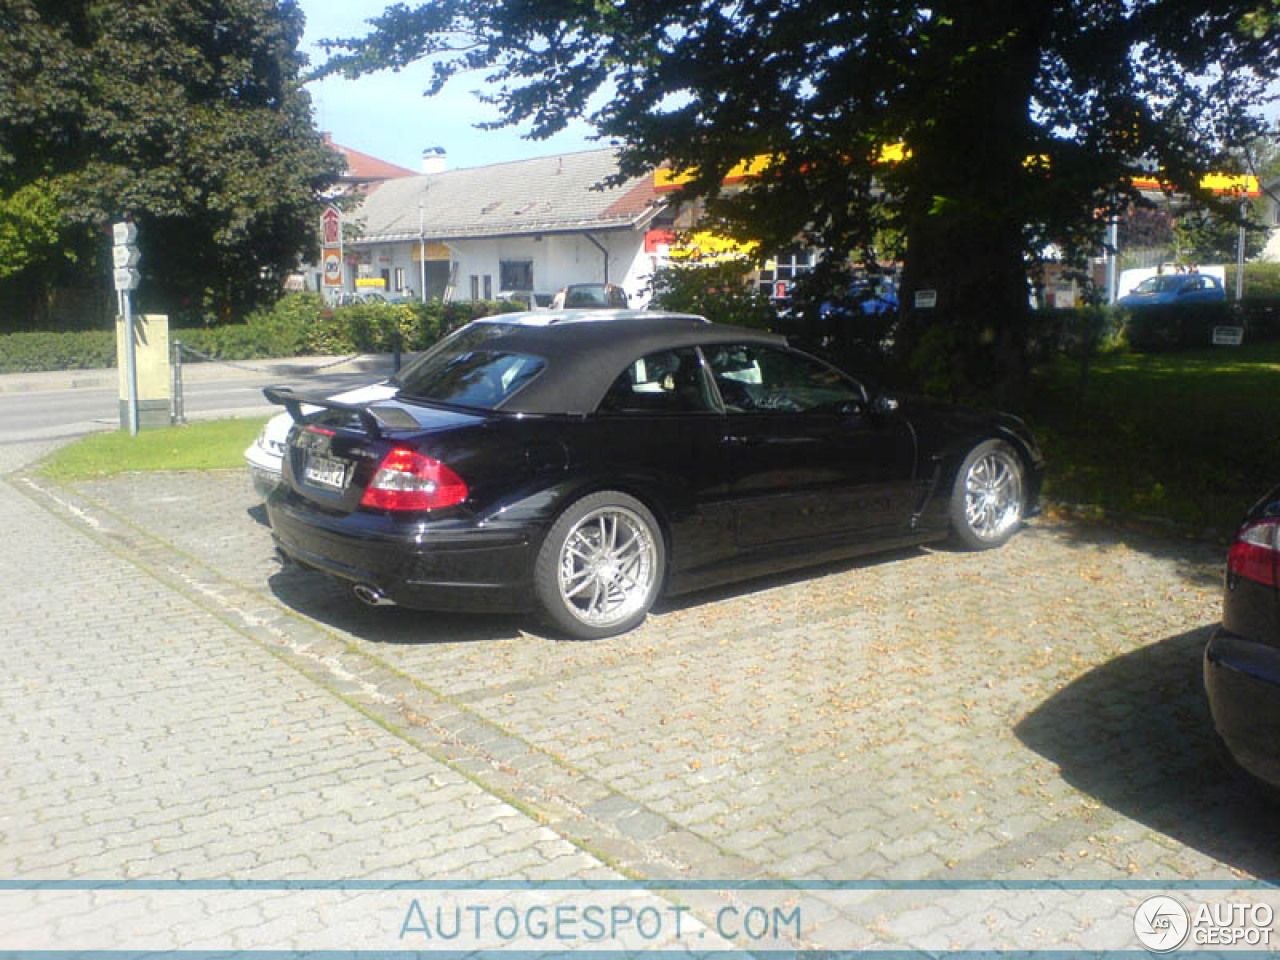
963, 448, 1024, 542
557, 506, 659, 628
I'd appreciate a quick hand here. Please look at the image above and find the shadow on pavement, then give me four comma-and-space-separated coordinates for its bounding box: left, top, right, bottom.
267, 568, 529, 645
266, 536, 924, 643
653, 544, 923, 614
1016, 625, 1280, 876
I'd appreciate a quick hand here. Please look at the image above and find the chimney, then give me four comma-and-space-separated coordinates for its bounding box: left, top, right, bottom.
421, 146, 447, 175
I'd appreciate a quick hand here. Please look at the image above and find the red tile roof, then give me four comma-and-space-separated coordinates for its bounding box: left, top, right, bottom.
322, 134, 417, 182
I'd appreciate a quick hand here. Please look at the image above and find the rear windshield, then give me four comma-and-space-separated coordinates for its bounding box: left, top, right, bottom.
393, 323, 545, 409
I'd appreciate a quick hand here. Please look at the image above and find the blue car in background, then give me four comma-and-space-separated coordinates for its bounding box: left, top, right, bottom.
820, 277, 899, 322
1117, 273, 1225, 307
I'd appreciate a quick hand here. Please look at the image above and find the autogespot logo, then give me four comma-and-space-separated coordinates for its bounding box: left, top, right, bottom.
1135, 895, 1191, 952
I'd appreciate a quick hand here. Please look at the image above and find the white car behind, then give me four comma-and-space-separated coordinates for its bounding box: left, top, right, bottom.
246, 380, 398, 497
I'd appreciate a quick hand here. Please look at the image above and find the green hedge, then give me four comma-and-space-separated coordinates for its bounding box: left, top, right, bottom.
0, 329, 117, 372
1122, 302, 1234, 351
0, 294, 520, 373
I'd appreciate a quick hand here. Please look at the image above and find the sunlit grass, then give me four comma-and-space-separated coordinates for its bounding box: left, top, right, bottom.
1027, 342, 1280, 532
38, 417, 269, 482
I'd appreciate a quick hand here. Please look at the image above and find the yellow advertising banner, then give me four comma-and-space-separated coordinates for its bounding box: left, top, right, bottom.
654, 146, 1259, 197
1132, 172, 1261, 197
412, 242, 452, 262
669, 231, 758, 262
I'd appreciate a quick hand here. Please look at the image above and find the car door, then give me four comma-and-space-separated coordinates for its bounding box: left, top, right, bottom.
589, 345, 741, 572
700, 342, 917, 550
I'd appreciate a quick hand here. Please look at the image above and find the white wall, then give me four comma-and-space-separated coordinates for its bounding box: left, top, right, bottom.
355, 229, 655, 305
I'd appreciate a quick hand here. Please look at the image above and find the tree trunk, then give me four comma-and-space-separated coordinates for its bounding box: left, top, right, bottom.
895, 4, 1043, 407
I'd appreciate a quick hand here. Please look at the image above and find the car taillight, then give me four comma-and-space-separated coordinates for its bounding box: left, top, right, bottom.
1228, 518, 1280, 588
360, 448, 468, 512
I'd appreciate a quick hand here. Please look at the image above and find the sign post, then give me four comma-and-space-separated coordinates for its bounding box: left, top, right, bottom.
321, 206, 343, 298
112, 222, 141, 436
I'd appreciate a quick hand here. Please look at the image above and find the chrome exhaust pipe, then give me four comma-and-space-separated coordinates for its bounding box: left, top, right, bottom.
353, 583, 396, 607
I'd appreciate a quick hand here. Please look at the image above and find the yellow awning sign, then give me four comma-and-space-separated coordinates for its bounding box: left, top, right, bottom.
654, 155, 780, 192
644, 229, 758, 262
654, 148, 1260, 198
1132, 172, 1261, 197
653, 146, 908, 192
412, 242, 452, 262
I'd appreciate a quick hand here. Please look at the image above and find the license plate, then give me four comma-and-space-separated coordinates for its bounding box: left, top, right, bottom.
304, 454, 348, 490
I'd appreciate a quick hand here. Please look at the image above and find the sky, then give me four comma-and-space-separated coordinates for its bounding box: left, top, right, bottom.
297, 0, 604, 173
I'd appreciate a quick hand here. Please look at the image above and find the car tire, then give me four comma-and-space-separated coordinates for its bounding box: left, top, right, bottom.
950, 438, 1025, 550
534, 491, 665, 640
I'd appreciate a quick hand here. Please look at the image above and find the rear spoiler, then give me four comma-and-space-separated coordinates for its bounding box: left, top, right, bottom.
263, 386, 387, 440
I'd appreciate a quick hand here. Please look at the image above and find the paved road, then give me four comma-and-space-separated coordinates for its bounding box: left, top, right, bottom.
0, 356, 395, 444
3, 433, 1277, 949
0, 438, 609, 884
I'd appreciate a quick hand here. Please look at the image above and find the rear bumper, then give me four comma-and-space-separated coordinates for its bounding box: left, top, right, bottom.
267, 493, 540, 613
1204, 626, 1280, 789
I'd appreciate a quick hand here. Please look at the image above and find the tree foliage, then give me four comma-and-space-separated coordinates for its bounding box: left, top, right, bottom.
0, 0, 342, 326
1172, 204, 1269, 264
323, 0, 1280, 400
0, 178, 66, 279
647, 261, 776, 329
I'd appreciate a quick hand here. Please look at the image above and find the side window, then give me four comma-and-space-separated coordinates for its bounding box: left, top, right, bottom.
598, 348, 715, 414
704, 343, 863, 413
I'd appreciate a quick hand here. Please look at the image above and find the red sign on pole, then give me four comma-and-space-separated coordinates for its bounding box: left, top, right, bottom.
321, 206, 341, 246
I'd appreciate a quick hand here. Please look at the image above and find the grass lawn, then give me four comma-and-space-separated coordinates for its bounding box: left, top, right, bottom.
38, 417, 268, 482
1025, 341, 1280, 533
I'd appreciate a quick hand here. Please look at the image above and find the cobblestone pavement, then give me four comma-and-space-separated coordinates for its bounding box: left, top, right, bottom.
0, 441, 615, 883
11, 458, 1273, 889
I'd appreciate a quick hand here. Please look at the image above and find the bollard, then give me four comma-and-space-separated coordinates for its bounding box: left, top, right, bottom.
170, 339, 186, 425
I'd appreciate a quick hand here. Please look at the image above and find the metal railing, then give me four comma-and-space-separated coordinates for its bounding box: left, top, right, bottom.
168, 341, 373, 426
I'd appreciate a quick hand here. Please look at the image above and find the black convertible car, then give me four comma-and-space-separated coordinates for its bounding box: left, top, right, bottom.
266, 313, 1043, 639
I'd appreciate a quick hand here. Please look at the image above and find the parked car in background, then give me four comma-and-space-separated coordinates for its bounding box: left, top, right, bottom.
552, 282, 629, 309
265, 313, 1043, 639
1205, 485, 1280, 793
820, 277, 900, 321
498, 289, 553, 311
331, 291, 415, 306
247, 381, 398, 498
1116, 273, 1225, 307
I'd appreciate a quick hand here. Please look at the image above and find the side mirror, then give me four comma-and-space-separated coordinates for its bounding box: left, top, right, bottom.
873, 394, 900, 415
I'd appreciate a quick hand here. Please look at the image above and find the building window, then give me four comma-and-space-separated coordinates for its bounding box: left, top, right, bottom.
483, 275, 493, 299
394, 267, 405, 293
757, 249, 817, 301
470, 275, 480, 300
500, 260, 534, 291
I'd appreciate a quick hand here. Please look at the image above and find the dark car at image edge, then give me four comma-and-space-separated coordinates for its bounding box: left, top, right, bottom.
265, 312, 1044, 639
1205, 485, 1280, 792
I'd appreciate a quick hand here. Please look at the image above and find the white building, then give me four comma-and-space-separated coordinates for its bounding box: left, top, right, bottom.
340, 148, 669, 305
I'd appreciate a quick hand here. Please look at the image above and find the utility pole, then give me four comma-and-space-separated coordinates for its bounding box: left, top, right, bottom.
419, 195, 427, 304
1236, 194, 1248, 301
112, 222, 141, 436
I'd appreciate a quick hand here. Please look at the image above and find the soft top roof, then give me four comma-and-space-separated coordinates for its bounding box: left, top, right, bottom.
445, 314, 787, 415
